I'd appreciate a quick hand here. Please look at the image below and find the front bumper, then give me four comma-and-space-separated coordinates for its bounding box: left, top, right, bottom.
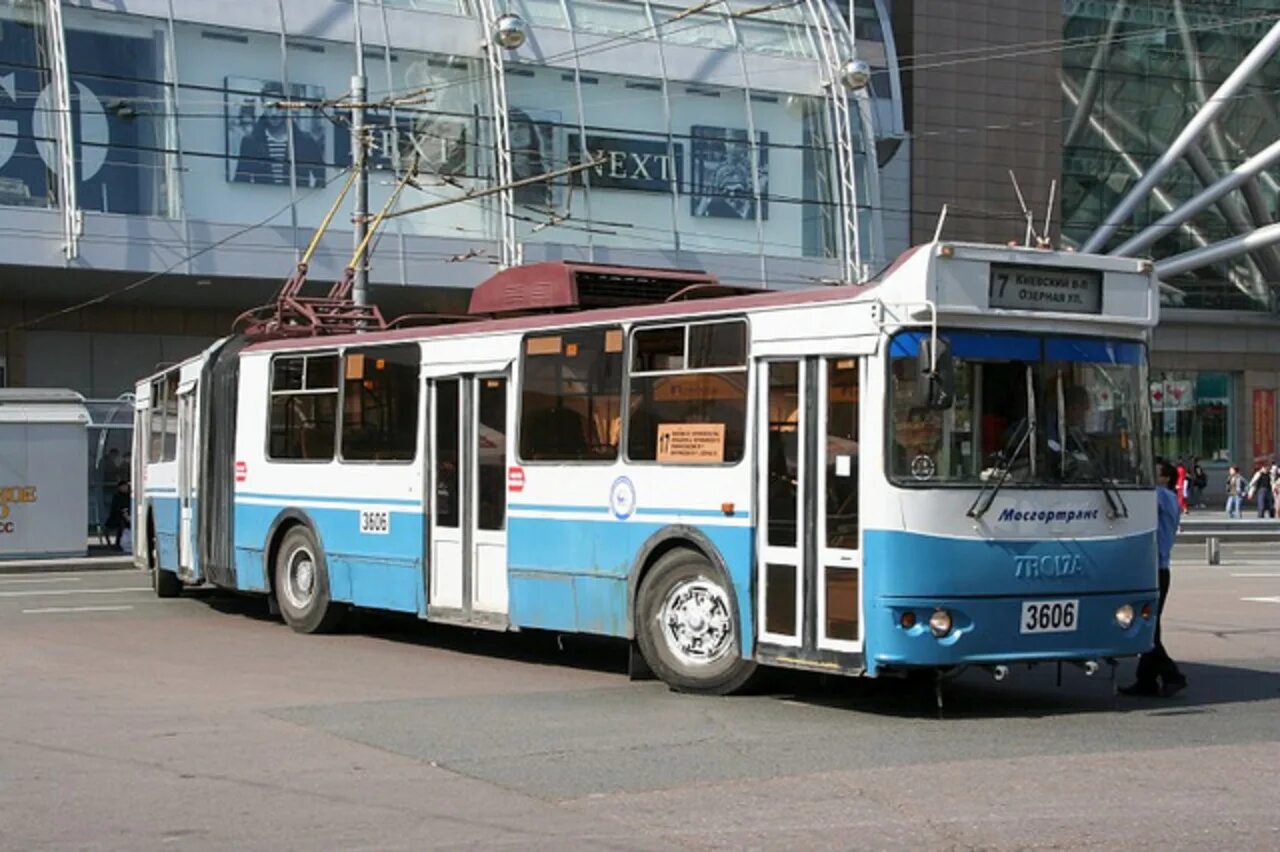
866, 589, 1158, 674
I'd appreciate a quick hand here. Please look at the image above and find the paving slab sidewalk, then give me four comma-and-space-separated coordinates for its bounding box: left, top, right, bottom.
0, 552, 139, 575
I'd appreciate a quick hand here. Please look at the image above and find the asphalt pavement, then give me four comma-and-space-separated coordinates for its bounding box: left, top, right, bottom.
1, 545, 1276, 850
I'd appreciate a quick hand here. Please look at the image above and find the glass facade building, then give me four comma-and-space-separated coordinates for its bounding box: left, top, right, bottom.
0, 0, 906, 294
1061, 0, 1280, 311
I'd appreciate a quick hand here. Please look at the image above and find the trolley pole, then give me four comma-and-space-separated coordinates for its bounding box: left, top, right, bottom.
350, 0, 369, 307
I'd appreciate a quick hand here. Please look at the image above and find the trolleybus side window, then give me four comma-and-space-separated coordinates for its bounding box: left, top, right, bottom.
148, 372, 178, 463
477, 377, 507, 531
626, 319, 747, 463
826, 358, 859, 549
766, 361, 800, 548
268, 353, 339, 461
340, 345, 419, 462
434, 379, 460, 528
519, 327, 623, 462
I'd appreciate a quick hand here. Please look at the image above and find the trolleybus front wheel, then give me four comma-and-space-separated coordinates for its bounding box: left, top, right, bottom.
274, 526, 345, 634
636, 548, 756, 695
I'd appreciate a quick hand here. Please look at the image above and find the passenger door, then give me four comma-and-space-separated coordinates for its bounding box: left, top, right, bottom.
175, 384, 198, 579
755, 357, 863, 666
426, 372, 510, 626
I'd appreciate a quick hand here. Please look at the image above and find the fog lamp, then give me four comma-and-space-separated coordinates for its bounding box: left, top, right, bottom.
1114, 604, 1135, 629
928, 608, 952, 637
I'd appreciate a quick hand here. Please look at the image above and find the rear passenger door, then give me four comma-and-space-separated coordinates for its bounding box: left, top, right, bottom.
425, 368, 511, 627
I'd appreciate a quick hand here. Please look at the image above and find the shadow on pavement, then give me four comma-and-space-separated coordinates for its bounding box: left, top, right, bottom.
185, 586, 1279, 718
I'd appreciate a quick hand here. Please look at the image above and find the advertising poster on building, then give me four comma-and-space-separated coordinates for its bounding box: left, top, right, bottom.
690, 125, 768, 220
1253, 389, 1276, 466
0, 24, 160, 214
508, 107, 561, 208
225, 76, 330, 187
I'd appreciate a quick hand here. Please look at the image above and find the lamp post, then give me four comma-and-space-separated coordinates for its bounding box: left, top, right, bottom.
351, 0, 369, 306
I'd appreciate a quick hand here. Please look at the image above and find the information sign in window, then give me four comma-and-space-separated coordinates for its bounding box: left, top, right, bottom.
627, 320, 747, 463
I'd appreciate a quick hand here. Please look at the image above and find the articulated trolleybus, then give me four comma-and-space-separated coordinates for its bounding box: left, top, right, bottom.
137, 242, 1160, 695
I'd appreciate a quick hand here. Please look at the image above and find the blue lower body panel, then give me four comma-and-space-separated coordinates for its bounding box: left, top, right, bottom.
507, 571, 628, 636
507, 515, 754, 653
233, 501, 424, 615
149, 494, 180, 574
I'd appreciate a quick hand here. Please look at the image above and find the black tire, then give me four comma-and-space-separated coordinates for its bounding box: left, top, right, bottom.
151, 525, 181, 598
273, 525, 345, 634
635, 548, 757, 695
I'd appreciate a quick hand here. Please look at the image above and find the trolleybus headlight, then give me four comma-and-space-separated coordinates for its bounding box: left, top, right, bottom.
1140, 602, 1152, 621
928, 608, 952, 637
899, 611, 917, 629
1114, 604, 1135, 628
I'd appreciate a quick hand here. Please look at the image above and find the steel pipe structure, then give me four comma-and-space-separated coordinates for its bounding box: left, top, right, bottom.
1156, 222, 1280, 280
1082, 19, 1280, 253
1113, 138, 1280, 258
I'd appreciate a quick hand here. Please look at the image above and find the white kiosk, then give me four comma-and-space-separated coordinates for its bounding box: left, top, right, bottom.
0, 389, 90, 560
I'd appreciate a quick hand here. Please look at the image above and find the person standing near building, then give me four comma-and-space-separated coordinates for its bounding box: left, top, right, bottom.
1121, 458, 1188, 698
1247, 462, 1275, 518
1224, 464, 1246, 519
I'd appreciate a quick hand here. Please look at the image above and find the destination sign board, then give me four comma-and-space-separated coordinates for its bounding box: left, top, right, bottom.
988, 265, 1103, 314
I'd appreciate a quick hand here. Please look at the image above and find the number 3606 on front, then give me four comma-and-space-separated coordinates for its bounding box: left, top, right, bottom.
1020, 599, 1078, 634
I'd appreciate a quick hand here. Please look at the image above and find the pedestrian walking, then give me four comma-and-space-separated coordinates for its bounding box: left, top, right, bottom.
1175, 459, 1189, 514
1247, 462, 1275, 518
1224, 464, 1246, 519
105, 480, 132, 552
1121, 458, 1188, 698
1191, 458, 1207, 508
1271, 462, 1280, 516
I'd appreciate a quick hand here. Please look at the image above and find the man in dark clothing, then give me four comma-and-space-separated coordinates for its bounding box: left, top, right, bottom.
234, 81, 325, 187
1121, 459, 1188, 697
106, 480, 131, 552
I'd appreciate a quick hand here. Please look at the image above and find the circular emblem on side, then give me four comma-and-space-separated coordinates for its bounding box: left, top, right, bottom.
610, 476, 637, 520
910, 454, 937, 480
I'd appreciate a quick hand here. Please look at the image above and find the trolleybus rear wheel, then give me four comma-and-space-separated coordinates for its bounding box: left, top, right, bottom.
636, 548, 756, 695
274, 526, 344, 634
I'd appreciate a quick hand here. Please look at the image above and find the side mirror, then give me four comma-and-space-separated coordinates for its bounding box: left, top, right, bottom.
917, 336, 955, 410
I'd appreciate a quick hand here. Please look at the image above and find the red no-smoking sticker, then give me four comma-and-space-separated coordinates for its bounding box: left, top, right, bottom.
507, 466, 525, 493
235, 461, 248, 483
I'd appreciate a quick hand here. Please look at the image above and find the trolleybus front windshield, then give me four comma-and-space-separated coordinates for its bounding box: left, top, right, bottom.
888, 331, 1152, 488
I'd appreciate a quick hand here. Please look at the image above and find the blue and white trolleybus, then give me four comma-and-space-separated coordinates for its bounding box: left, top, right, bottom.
136, 242, 1160, 695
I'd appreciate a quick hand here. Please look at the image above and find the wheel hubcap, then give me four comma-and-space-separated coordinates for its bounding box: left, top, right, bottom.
284, 547, 316, 611
660, 578, 733, 666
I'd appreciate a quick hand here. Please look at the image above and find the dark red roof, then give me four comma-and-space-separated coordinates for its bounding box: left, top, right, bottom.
244, 280, 876, 353
466, 260, 721, 315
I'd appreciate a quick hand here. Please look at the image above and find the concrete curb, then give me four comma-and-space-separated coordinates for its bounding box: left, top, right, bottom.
0, 556, 140, 575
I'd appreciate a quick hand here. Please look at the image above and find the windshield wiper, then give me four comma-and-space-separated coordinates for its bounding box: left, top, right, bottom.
1065, 426, 1129, 520
967, 417, 1032, 519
